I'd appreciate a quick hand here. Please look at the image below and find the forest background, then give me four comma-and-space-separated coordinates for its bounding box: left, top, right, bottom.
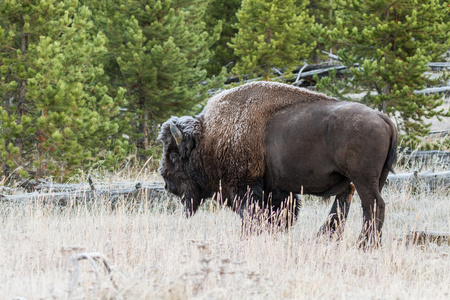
0, 0, 449, 181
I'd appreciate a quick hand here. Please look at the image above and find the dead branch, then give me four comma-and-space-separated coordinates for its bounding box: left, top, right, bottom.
69, 252, 117, 296
88, 175, 96, 191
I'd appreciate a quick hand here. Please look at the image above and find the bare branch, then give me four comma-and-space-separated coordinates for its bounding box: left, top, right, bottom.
69, 252, 117, 296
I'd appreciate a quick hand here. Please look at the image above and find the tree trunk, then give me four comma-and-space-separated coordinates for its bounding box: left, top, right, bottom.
16, 26, 28, 163
265, 29, 272, 81
36, 110, 46, 178
143, 107, 149, 151
381, 83, 390, 113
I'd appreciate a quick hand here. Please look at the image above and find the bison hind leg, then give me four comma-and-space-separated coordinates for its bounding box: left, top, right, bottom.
318, 184, 355, 239
354, 182, 386, 249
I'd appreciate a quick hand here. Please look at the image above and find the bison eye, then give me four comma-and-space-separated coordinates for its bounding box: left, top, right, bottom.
169, 152, 179, 163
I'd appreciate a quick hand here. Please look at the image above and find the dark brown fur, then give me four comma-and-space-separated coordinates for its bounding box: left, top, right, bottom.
158, 82, 398, 246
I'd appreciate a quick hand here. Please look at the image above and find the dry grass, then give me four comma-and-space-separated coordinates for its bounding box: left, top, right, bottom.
0, 166, 449, 300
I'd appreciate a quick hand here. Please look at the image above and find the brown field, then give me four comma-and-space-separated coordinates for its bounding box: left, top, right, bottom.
1, 164, 449, 300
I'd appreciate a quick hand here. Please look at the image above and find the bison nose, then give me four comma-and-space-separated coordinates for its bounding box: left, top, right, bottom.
164, 183, 168, 190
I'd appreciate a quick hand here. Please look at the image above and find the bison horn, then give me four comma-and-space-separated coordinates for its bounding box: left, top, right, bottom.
169, 121, 183, 146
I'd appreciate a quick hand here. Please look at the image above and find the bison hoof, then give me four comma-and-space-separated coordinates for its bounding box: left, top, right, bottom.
317, 227, 343, 241
357, 233, 382, 250
317, 219, 345, 240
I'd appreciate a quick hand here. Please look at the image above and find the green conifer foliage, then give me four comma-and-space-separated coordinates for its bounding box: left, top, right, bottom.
204, 0, 241, 76
308, 0, 334, 27
0, 1, 128, 179
316, 0, 450, 147
229, 0, 315, 81
307, 0, 336, 62
112, 0, 223, 154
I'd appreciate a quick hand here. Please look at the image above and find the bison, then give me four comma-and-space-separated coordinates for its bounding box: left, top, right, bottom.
158, 81, 398, 247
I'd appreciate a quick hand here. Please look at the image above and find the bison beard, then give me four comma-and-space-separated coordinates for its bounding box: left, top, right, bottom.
158, 82, 398, 248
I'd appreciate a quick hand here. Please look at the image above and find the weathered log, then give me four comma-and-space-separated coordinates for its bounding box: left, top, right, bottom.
427, 62, 450, 69
387, 170, 450, 192
18, 179, 165, 193
321, 51, 340, 61
414, 86, 450, 95
403, 231, 450, 246
322, 51, 450, 70
293, 65, 347, 79
222, 60, 448, 93
224, 64, 348, 86
398, 150, 450, 168
0, 182, 167, 205
427, 129, 450, 137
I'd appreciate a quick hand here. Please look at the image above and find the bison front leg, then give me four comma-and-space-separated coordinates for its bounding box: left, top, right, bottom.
318, 184, 355, 238
240, 189, 299, 235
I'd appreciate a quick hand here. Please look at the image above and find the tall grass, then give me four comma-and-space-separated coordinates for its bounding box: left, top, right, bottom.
0, 169, 449, 299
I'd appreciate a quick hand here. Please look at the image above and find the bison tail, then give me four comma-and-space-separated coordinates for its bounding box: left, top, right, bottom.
380, 114, 398, 174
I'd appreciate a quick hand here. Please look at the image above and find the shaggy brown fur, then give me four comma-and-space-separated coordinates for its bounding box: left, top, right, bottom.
201, 81, 337, 191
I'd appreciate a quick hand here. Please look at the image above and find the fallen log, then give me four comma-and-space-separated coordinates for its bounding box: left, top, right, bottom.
224, 64, 347, 86
397, 150, 450, 168
414, 86, 450, 95
0, 182, 167, 206
322, 51, 450, 70
387, 170, 450, 192
290, 65, 347, 78
403, 231, 450, 246
321, 51, 340, 61
18, 178, 165, 193
427, 62, 450, 69
221, 60, 448, 93
427, 129, 450, 137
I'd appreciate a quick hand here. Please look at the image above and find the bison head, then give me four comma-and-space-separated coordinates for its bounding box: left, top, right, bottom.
158, 116, 211, 216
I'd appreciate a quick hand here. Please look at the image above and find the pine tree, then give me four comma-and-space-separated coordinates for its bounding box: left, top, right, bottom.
308, 0, 334, 27
0, 1, 129, 179
316, 0, 450, 147
307, 0, 336, 63
229, 0, 316, 81
204, 0, 241, 76
111, 0, 223, 154
79, 0, 137, 152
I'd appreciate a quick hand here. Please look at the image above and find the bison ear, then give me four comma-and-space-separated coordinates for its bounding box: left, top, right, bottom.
180, 137, 196, 159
